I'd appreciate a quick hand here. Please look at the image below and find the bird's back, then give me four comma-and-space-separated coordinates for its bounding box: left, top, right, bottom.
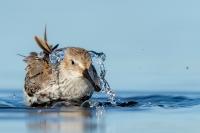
24, 52, 53, 97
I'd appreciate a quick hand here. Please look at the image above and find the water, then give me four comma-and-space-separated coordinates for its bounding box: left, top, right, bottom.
0, 89, 200, 133
89, 51, 116, 104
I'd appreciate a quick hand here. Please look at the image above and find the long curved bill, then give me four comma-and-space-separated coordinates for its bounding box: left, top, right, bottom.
83, 69, 101, 92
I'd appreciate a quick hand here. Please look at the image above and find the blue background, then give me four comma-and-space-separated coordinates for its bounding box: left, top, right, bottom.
0, 0, 200, 91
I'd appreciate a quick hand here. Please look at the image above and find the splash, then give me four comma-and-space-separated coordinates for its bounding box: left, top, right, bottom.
49, 49, 65, 65
89, 51, 117, 105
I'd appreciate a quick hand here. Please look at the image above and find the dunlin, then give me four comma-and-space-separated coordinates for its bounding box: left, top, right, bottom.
24, 28, 101, 106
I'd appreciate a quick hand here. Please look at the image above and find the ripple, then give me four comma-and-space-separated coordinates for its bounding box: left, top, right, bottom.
0, 90, 200, 111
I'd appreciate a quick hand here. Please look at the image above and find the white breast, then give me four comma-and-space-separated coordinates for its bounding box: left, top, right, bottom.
25, 77, 94, 106
59, 77, 94, 100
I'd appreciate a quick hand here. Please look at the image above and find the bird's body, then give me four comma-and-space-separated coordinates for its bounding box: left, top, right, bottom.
24, 29, 101, 106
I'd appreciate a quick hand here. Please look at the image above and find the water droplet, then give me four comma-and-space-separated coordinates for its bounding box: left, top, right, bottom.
11, 93, 16, 100
49, 49, 65, 65
89, 51, 117, 105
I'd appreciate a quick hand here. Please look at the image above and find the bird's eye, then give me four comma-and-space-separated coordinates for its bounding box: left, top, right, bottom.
71, 60, 75, 65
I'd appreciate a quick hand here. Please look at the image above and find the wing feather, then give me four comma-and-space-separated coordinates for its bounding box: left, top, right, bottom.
34, 36, 51, 54
24, 53, 52, 96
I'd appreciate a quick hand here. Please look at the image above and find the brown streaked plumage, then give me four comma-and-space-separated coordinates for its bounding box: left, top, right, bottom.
24, 28, 101, 106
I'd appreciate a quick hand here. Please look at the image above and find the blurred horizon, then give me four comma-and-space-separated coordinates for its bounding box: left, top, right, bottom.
0, 0, 200, 91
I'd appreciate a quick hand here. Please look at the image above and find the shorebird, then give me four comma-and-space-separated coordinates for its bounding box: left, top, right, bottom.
23, 28, 101, 106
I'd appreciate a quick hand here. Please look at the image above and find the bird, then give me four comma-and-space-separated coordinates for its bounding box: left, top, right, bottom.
23, 27, 101, 106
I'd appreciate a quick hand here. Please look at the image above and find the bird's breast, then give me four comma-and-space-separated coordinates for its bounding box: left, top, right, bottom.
59, 77, 94, 101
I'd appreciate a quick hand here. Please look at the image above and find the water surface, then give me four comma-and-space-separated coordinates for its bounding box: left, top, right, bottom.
0, 89, 200, 133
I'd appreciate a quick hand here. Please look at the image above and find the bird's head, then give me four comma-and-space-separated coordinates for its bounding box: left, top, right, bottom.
53, 47, 101, 92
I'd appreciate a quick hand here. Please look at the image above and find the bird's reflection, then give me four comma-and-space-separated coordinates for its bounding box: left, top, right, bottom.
26, 106, 105, 133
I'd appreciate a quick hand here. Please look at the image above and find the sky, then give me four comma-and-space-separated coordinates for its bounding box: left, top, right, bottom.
0, 0, 200, 91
